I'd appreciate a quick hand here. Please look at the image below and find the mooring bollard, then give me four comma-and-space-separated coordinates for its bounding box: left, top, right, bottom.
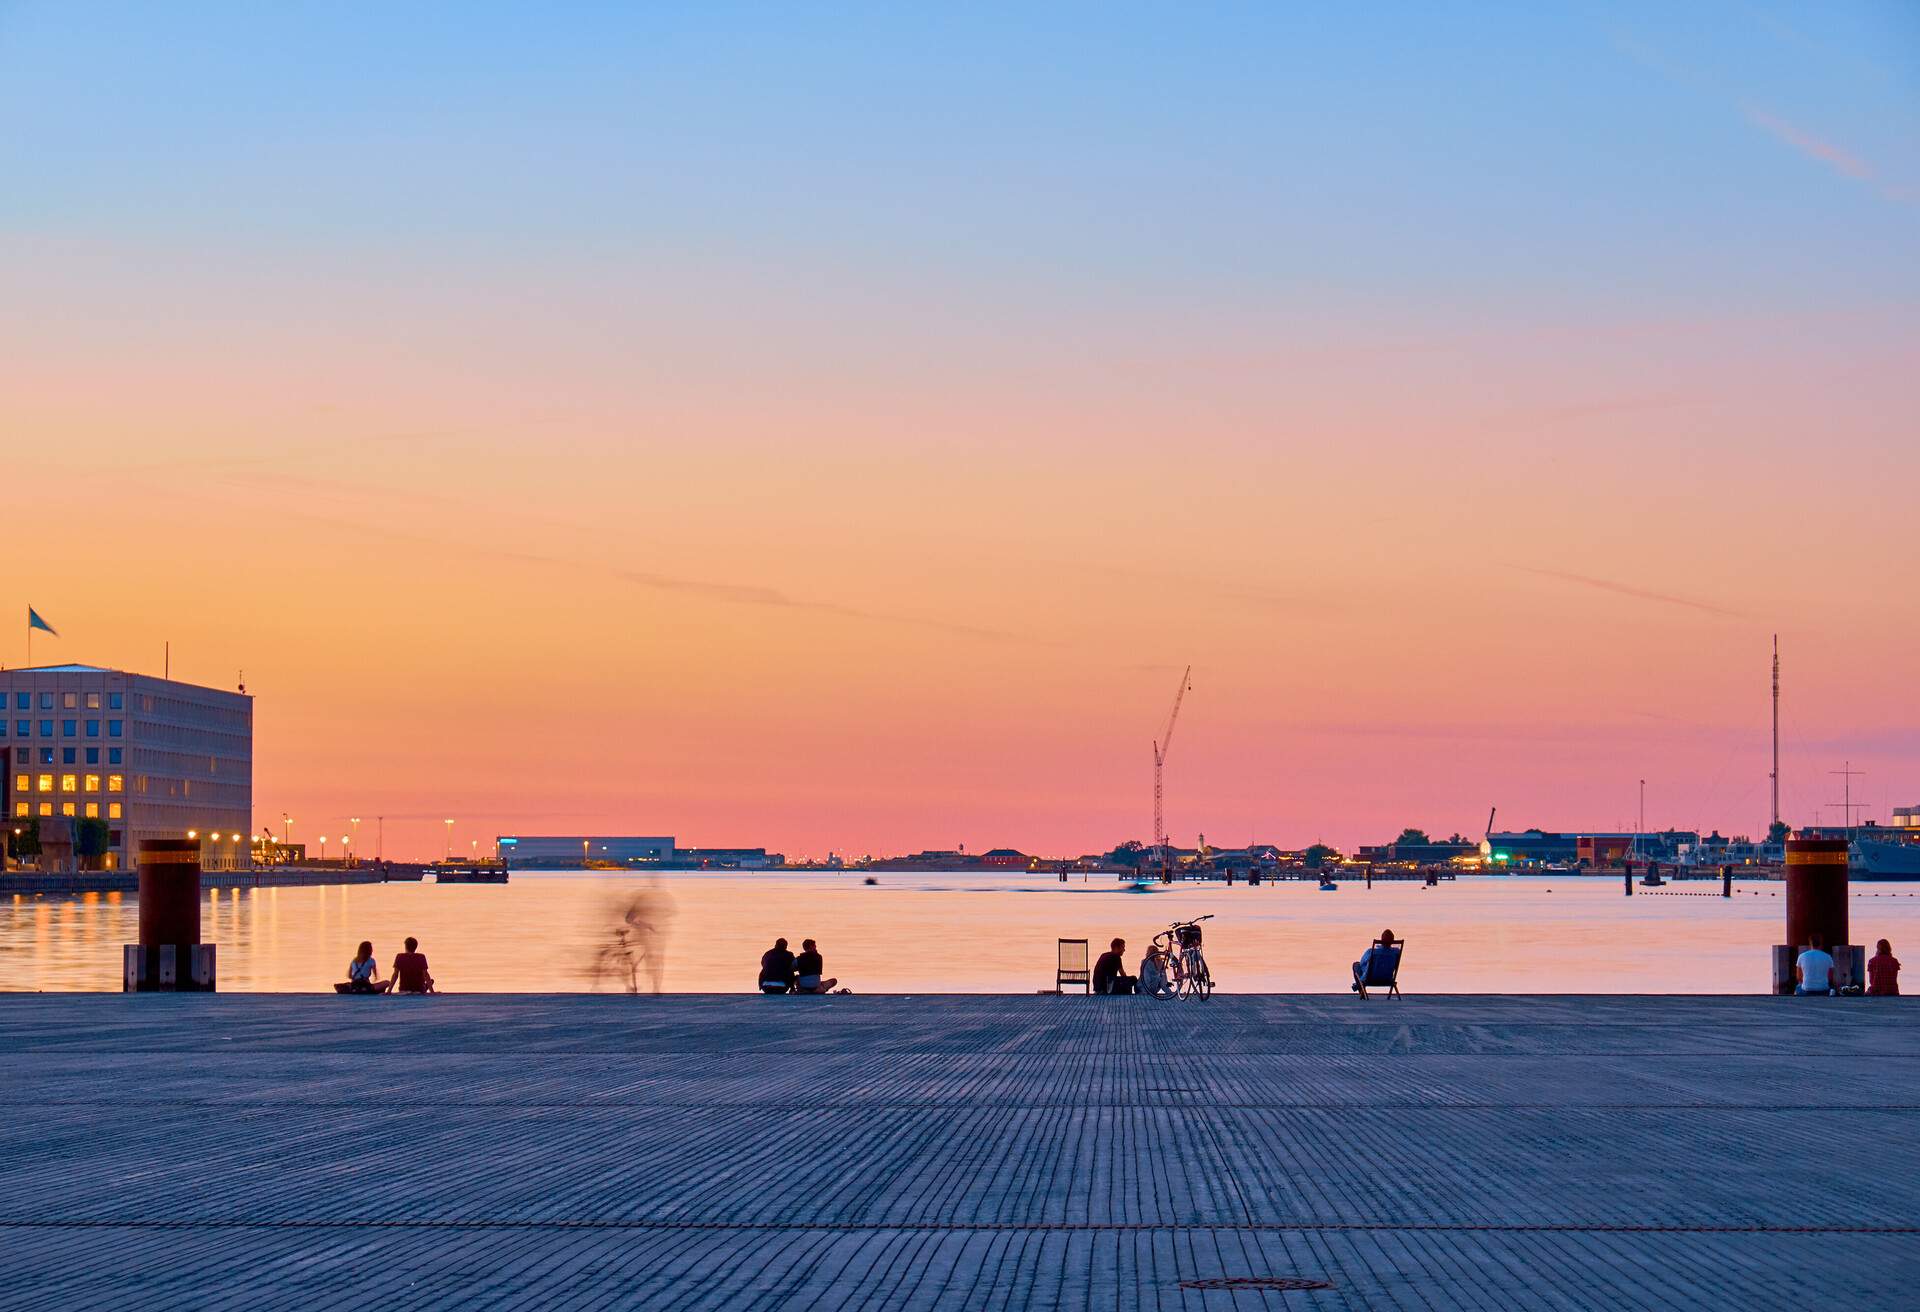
1623, 865, 1633, 897
1722, 865, 1733, 898
124, 837, 215, 992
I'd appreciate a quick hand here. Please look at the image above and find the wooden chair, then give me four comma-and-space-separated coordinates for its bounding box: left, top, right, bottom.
1056, 938, 1090, 993
1354, 937, 1404, 999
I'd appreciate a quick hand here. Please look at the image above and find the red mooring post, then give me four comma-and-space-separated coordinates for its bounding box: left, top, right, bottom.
126, 837, 215, 991
1778, 836, 1850, 994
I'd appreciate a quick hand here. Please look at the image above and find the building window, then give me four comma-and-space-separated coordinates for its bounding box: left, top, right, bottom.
38, 692, 52, 710
85, 748, 99, 765
12, 774, 25, 792
108, 802, 122, 820
38, 749, 53, 765
37, 802, 50, 817
36, 774, 52, 792
85, 720, 99, 737
108, 692, 122, 710
84, 774, 99, 793
61, 720, 75, 737
11, 801, 24, 817
13, 720, 25, 737
85, 693, 100, 710
60, 802, 75, 817
108, 720, 123, 738
12, 692, 26, 710
62, 692, 76, 710
107, 774, 124, 793
107, 748, 122, 765
39, 720, 53, 737
84, 802, 99, 819
61, 748, 75, 765
60, 774, 77, 793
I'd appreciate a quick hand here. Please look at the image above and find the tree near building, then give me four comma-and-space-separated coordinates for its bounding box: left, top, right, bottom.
1393, 828, 1431, 846
74, 818, 111, 871
6, 818, 39, 861
1303, 843, 1340, 869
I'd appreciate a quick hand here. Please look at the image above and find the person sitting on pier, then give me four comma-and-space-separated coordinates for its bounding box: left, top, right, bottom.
391, 936, 435, 994
793, 939, 840, 994
759, 938, 796, 994
1092, 938, 1135, 995
1138, 943, 1172, 997
1867, 939, 1901, 997
344, 941, 390, 994
1794, 934, 1836, 996
1351, 930, 1399, 993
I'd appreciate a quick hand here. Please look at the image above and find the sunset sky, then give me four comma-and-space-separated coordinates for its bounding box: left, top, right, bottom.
2, 4, 1916, 859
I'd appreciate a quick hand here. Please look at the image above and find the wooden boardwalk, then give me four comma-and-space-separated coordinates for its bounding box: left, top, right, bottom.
2, 994, 1916, 1309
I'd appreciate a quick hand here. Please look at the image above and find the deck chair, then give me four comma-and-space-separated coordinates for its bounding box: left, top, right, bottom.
1353, 938, 1403, 999
1056, 939, 1090, 993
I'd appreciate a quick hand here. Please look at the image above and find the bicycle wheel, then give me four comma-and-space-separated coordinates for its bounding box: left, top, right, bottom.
1184, 950, 1212, 1000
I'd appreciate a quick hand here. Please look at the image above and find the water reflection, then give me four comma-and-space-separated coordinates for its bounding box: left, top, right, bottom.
1, 873, 1916, 994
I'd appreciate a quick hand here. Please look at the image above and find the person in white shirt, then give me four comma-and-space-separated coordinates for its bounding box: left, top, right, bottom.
1795, 934, 1837, 996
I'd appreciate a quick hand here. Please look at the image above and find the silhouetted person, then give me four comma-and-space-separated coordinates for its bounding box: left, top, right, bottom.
793, 939, 840, 994
759, 938, 796, 994
1092, 938, 1135, 995
622, 879, 673, 994
1795, 933, 1836, 996
344, 940, 389, 994
392, 936, 434, 994
1868, 939, 1901, 997
1351, 929, 1399, 993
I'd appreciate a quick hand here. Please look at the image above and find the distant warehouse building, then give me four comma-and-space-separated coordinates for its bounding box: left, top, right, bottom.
0, 664, 252, 871
495, 836, 784, 869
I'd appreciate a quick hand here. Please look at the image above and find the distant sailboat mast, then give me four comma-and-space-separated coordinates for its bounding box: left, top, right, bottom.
1770, 635, 1781, 832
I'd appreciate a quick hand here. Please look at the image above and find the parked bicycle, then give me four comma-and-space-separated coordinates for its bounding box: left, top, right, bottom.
1145, 915, 1213, 1000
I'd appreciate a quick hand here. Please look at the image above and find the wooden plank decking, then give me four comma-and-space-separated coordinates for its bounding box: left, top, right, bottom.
1, 994, 1915, 1309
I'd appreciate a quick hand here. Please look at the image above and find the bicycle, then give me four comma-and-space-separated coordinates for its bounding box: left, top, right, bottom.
588, 927, 640, 994
1146, 914, 1214, 1000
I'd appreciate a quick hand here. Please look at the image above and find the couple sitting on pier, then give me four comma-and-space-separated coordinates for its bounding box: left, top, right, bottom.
339, 937, 435, 994
758, 937, 843, 994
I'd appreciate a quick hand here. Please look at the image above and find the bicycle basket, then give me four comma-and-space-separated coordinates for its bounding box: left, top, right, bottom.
1176, 924, 1203, 948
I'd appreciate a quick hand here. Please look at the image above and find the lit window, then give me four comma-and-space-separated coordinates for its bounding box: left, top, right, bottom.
108, 720, 123, 738
84, 774, 99, 793
107, 774, 124, 793
62, 693, 76, 710
84, 802, 99, 818
11, 801, 24, 817
12, 774, 24, 791
108, 802, 122, 819
60, 802, 74, 817
60, 774, 77, 793
37, 802, 50, 817
36, 774, 52, 792
85, 693, 100, 710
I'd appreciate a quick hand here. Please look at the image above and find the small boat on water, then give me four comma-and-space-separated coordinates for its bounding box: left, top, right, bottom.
434, 865, 508, 884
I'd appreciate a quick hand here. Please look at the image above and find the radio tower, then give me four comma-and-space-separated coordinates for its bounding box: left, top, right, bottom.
1770, 635, 1780, 830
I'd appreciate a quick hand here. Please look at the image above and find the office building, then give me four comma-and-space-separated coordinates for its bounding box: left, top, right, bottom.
0, 664, 252, 870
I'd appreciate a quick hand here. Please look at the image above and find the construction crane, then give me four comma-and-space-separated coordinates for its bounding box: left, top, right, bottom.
1152, 665, 1193, 875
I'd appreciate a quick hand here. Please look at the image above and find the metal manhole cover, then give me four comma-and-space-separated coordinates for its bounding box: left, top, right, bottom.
1180, 1277, 1334, 1292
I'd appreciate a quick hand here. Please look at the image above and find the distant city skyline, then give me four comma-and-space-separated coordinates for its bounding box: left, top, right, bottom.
4, 4, 1915, 860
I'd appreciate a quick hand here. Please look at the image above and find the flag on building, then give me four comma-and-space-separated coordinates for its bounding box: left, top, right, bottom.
27, 607, 57, 636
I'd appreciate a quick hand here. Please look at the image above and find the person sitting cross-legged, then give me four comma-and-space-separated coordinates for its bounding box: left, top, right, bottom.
793, 939, 840, 994
1092, 937, 1136, 995
391, 936, 435, 994
1795, 934, 1837, 996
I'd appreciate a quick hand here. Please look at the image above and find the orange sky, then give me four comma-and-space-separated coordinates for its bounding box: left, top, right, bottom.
3, 7, 1916, 859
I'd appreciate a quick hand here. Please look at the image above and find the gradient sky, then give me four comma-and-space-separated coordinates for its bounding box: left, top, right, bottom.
3, 3, 1916, 859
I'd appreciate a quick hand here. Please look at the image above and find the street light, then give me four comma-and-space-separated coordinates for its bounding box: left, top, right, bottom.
319, 835, 329, 861
444, 818, 454, 861
349, 816, 360, 862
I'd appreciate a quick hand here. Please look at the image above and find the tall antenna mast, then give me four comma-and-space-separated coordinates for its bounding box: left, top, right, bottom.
1828, 762, 1866, 836
1770, 635, 1780, 830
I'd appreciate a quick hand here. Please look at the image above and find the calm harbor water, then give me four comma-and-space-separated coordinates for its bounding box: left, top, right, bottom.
3, 871, 1917, 994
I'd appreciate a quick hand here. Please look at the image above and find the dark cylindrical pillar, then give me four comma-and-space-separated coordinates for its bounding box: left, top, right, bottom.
138, 838, 201, 951
1785, 838, 1848, 950
1722, 865, 1733, 898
